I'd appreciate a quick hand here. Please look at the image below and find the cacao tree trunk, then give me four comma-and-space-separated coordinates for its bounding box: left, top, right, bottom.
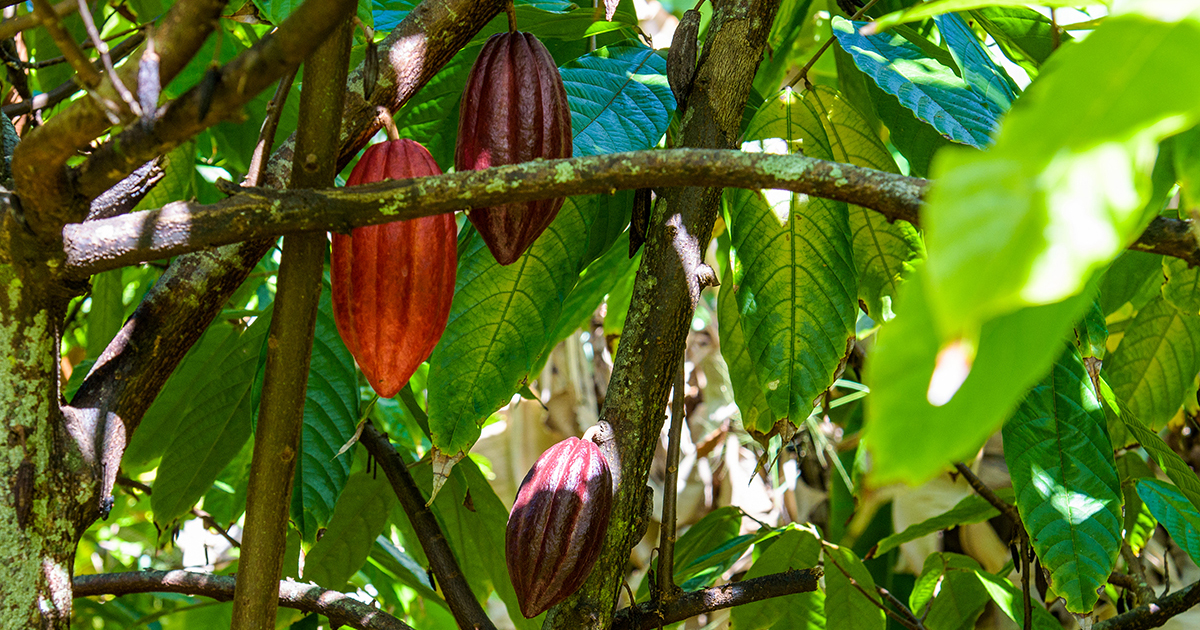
0, 254, 91, 629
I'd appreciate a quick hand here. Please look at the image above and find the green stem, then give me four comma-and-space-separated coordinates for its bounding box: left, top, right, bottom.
229, 14, 354, 630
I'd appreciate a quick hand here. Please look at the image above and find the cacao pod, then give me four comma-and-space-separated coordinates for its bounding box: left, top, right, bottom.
506, 436, 613, 618
331, 139, 457, 398
456, 31, 572, 265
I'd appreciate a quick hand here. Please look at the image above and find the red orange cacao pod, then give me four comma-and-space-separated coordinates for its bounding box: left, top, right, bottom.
456, 31, 573, 265
506, 436, 613, 618
331, 139, 457, 398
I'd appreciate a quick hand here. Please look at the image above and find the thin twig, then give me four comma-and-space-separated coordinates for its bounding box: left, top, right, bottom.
0, 0, 79, 41
2, 31, 146, 117
1120, 543, 1155, 605
655, 359, 687, 604
76, 0, 138, 112
1021, 533, 1032, 630
190, 508, 241, 549
877, 586, 924, 629
954, 462, 1021, 524
30, 0, 102, 88
243, 67, 298, 187
824, 551, 922, 630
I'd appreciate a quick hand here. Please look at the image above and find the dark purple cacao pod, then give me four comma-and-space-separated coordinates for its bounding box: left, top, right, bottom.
331, 139, 457, 398
456, 31, 573, 265
506, 436, 613, 618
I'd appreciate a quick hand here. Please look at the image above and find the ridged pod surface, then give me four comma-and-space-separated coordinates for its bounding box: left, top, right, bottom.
506, 436, 613, 618
331, 139, 457, 398
456, 31, 572, 265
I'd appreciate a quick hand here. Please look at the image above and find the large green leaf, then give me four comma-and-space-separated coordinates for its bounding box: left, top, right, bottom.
1109, 395, 1200, 518
725, 88, 857, 433
872, 487, 1014, 557
1002, 347, 1122, 613
832, 17, 1005, 148
969, 7, 1070, 77
730, 525, 823, 630
805, 85, 923, 322
921, 12, 1200, 342
1137, 479, 1200, 566
1116, 453, 1157, 554
1105, 295, 1200, 430
1099, 251, 1163, 317
933, 13, 1017, 110
718, 253, 775, 434
427, 43, 673, 458
823, 544, 885, 630
302, 470, 397, 590
290, 292, 360, 543
910, 554, 990, 630
86, 269, 126, 359
864, 268, 1094, 483
870, 0, 1108, 31
124, 322, 239, 472
151, 312, 272, 527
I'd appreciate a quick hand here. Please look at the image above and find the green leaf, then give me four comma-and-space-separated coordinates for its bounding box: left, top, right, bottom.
426, 43, 673, 459
1117, 453, 1157, 554
1074, 297, 1108, 360
804, 85, 923, 322
873, 488, 1014, 557
1163, 257, 1200, 315
910, 554, 990, 630
730, 524, 824, 630
870, 0, 1109, 32
970, 7, 1070, 77
1177, 126, 1200, 208
1137, 478, 1200, 566
562, 44, 676, 156
86, 269, 125, 359
125, 322, 240, 472
368, 537, 447, 608
201, 436, 253, 526
864, 268, 1094, 484
1105, 295, 1200, 430
824, 543, 885, 630
832, 18, 1005, 148
151, 313, 272, 527
972, 569, 1063, 630
933, 13, 1017, 110
921, 13, 1200, 340
726, 88, 857, 432
290, 292, 360, 543
1002, 347, 1122, 612
603, 248, 641, 338
718, 253, 775, 434
302, 470, 397, 590
1099, 251, 1163, 316
1110, 392, 1200, 517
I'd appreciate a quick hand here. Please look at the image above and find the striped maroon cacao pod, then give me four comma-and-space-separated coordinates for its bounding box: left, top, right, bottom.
456, 31, 572, 265
331, 139, 457, 398
506, 436, 613, 618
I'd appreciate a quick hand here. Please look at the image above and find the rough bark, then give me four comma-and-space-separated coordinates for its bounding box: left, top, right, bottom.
544, 0, 782, 626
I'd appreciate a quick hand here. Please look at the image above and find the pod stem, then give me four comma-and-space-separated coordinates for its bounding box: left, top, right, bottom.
377, 106, 400, 141
505, 0, 517, 32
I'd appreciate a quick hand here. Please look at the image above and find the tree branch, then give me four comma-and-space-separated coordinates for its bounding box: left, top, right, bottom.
11, 0, 226, 237
1094, 579, 1200, 630
359, 421, 498, 630
61, 149, 928, 276
2, 31, 147, 117
546, 0, 782, 626
72, 571, 416, 630
72, 0, 370, 202
0, 0, 79, 42
610, 568, 822, 630
30, 0, 103, 89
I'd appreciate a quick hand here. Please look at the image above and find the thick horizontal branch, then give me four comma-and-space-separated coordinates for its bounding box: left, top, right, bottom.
72, 571, 415, 630
1095, 579, 1200, 630
63, 149, 929, 275
611, 568, 822, 630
